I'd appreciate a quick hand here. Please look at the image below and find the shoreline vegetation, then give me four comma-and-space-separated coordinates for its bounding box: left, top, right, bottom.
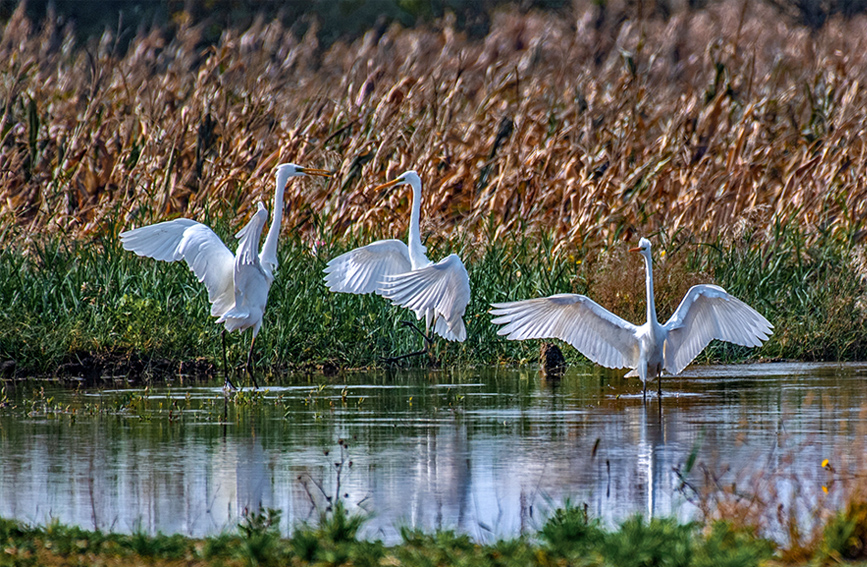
2, 496, 867, 566
0, 222, 864, 380
1, 0, 867, 378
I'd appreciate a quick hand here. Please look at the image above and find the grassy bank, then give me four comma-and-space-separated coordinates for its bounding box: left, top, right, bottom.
0, 221, 864, 378
5, 497, 867, 566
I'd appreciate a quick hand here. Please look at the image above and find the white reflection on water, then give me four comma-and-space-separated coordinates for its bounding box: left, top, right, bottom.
1, 362, 867, 543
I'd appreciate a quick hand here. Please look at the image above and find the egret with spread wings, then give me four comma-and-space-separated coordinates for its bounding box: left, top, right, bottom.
120, 163, 332, 389
324, 171, 470, 359
490, 238, 772, 396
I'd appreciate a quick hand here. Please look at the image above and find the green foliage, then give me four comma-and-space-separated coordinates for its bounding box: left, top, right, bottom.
692, 521, 775, 567
2, 503, 867, 566
318, 500, 365, 544
290, 526, 322, 562
699, 222, 867, 363
539, 499, 605, 558
601, 515, 695, 567
397, 527, 477, 566
202, 532, 235, 559
815, 500, 867, 563
289, 501, 372, 565
236, 507, 285, 566
1, 222, 866, 378
124, 529, 189, 559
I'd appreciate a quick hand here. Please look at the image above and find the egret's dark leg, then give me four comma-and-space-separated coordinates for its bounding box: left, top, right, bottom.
382, 347, 428, 363
381, 321, 434, 363
401, 320, 434, 349
245, 335, 260, 390
657, 371, 663, 397
222, 329, 237, 391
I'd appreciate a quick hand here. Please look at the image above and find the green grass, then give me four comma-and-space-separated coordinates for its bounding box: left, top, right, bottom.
0, 221, 864, 379
11, 497, 867, 567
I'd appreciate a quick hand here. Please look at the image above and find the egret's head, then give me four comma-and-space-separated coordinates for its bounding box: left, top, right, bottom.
275, 163, 333, 179
373, 170, 421, 192
629, 237, 652, 256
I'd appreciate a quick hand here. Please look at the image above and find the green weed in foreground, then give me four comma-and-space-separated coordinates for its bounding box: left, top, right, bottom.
0, 222, 864, 378
0, 499, 851, 567
538, 499, 605, 558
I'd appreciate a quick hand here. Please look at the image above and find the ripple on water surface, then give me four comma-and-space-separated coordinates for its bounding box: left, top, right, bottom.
1, 362, 866, 543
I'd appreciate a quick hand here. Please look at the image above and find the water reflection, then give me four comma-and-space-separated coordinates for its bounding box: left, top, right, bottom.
1, 362, 866, 543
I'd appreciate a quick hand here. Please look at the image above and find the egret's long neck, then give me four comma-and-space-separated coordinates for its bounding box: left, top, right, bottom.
407, 179, 428, 268
644, 253, 658, 325
260, 169, 289, 271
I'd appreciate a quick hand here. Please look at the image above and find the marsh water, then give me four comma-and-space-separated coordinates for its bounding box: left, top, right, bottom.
1, 362, 866, 543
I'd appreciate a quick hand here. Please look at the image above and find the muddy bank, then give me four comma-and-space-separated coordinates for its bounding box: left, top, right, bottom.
0, 352, 216, 387
0, 351, 347, 387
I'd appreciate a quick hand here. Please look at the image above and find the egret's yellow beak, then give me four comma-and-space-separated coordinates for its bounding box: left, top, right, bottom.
629, 246, 642, 252
372, 178, 401, 192
298, 167, 333, 178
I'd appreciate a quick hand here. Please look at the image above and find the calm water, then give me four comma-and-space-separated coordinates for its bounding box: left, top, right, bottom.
1, 362, 866, 543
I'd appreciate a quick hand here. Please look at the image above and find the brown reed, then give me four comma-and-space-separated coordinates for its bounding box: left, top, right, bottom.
2, 1, 866, 252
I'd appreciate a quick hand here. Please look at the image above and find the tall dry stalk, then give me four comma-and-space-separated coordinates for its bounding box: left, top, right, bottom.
1, 1, 866, 252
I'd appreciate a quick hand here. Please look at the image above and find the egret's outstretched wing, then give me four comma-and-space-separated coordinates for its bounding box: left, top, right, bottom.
662, 284, 773, 375
120, 218, 235, 317
324, 239, 413, 295
490, 294, 641, 369
380, 254, 471, 342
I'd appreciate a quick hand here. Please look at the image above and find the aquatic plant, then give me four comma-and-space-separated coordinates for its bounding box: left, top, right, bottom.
236, 507, 287, 566
601, 515, 695, 567
0, 506, 812, 566
539, 498, 605, 558
692, 521, 775, 567
814, 499, 867, 563
289, 501, 371, 565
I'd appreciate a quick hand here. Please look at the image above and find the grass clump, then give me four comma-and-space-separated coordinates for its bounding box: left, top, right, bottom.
236, 507, 287, 566
539, 499, 605, 559
289, 501, 377, 566
692, 521, 775, 567
815, 499, 867, 563
601, 515, 695, 567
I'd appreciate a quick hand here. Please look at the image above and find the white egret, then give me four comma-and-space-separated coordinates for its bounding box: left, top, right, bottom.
324, 170, 470, 359
120, 163, 332, 389
490, 237, 772, 396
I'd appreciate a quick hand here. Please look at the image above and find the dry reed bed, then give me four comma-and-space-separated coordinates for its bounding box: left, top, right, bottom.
2, 1, 867, 253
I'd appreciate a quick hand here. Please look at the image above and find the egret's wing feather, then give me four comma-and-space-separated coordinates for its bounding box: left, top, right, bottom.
381, 254, 471, 342
663, 284, 773, 375
120, 218, 200, 262
324, 239, 412, 295
222, 206, 270, 324
490, 294, 640, 369
121, 219, 235, 317
234, 205, 268, 269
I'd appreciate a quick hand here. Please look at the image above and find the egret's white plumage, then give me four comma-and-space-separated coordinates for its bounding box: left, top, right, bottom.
490, 238, 772, 395
120, 163, 331, 387
324, 170, 470, 342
